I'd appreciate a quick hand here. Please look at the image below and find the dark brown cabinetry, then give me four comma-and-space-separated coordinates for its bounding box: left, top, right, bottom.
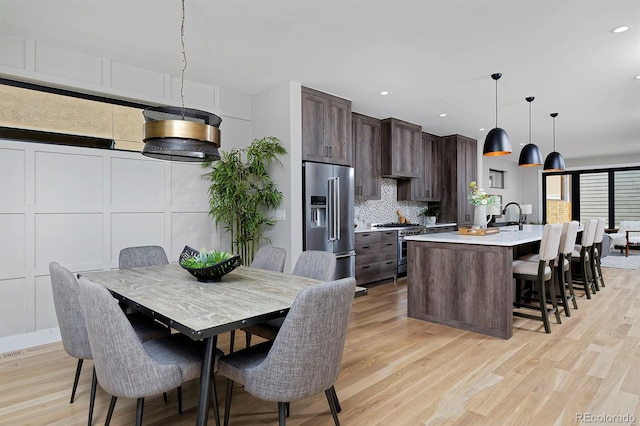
398, 132, 441, 201
355, 230, 397, 285
352, 113, 381, 200
380, 118, 422, 178
438, 135, 477, 228
301, 86, 352, 166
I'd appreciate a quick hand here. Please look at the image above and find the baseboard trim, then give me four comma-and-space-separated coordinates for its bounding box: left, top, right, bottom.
0, 328, 61, 353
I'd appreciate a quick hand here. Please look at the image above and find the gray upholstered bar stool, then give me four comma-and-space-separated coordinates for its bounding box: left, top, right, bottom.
512, 223, 563, 333
591, 218, 607, 290
571, 218, 598, 298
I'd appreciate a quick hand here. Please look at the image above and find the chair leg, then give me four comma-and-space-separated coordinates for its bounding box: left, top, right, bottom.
135, 398, 144, 426
555, 265, 570, 317
285, 402, 290, 417
580, 255, 592, 299
245, 331, 252, 349
548, 270, 561, 324
70, 358, 83, 403
325, 388, 341, 426
163, 392, 168, 403
229, 330, 235, 354
536, 278, 551, 333
177, 385, 182, 414
88, 367, 97, 426
278, 402, 287, 426
565, 266, 578, 310
105, 396, 117, 426
224, 379, 233, 426
209, 374, 220, 426
329, 385, 342, 413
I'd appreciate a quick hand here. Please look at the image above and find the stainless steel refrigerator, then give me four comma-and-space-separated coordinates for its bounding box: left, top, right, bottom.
303, 162, 355, 279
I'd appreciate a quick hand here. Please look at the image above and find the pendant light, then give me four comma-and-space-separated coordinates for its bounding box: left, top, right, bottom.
142, 0, 221, 162
483, 73, 512, 156
518, 97, 543, 166
543, 113, 566, 171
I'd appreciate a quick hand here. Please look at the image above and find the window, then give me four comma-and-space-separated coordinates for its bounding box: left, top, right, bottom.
614, 170, 640, 227
579, 172, 608, 223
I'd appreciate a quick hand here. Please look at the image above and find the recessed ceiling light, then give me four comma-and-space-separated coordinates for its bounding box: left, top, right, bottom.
439, 113, 447, 117
635, 75, 640, 79
519, 142, 526, 146
479, 128, 485, 131
612, 25, 631, 33
380, 91, 389, 96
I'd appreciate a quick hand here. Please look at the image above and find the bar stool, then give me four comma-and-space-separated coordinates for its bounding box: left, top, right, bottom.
512, 223, 563, 333
591, 218, 607, 290
571, 219, 598, 298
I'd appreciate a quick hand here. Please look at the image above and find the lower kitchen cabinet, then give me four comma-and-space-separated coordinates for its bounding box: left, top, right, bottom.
355, 230, 397, 285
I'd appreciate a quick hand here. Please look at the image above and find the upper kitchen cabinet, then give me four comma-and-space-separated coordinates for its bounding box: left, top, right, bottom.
352, 112, 381, 200
301, 86, 352, 166
438, 135, 477, 228
398, 132, 441, 201
380, 118, 422, 178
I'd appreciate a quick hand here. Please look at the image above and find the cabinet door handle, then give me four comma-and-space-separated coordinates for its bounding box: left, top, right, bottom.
362, 245, 370, 249
328, 146, 333, 157
324, 146, 328, 157
385, 261, 394, 265
385, 243, 394, 247
362, 233, 370, 236
426, 190, 430, 197
362, 265, 370, 269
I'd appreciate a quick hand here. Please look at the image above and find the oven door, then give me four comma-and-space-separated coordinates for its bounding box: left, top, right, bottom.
397, 237, 407, 275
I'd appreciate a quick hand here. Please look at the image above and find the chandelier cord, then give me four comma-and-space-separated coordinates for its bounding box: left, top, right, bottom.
495, 78, 498, 128
180, 0, 186, 120
528, 101, 531, 145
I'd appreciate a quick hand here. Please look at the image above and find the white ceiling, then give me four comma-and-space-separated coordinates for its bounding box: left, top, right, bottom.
1, 0, 639, 161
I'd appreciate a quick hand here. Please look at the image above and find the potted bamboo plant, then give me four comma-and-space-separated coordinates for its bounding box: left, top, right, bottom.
203, 136, 287, 265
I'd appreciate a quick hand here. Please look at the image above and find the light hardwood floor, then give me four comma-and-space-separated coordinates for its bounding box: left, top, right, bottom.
1, 266, 639, 425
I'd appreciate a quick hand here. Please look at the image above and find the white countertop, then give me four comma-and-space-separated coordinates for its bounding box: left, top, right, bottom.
404, 224, 545, 246
355, 223, 457, 233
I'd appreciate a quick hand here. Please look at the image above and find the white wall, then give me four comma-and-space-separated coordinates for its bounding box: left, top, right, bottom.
0, 32, 253, 350
250, 81, 303, 273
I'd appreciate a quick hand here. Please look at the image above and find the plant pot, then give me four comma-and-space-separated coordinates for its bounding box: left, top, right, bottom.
424, 216, 436, 225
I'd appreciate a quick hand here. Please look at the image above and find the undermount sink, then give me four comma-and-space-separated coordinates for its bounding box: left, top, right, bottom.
498, 225, 520, 232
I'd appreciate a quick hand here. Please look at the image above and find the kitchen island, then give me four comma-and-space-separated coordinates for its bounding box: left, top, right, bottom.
404, 225, 545, 339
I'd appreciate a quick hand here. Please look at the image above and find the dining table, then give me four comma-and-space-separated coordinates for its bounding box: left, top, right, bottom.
80, 263, 367, 426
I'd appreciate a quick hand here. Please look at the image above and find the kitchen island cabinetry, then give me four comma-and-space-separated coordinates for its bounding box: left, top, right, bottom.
355, 230, 397, 285
405, 226, 544, 339
352, 113, 381, 200
398, 132, 441, 201
380, 118, 422, 178
302, 86, 352, 166
438, 135, 477, 228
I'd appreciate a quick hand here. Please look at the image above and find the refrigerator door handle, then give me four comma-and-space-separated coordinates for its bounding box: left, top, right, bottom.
334, 176, 341, 241
335, 252, 355, 259
327, 178, 335, 242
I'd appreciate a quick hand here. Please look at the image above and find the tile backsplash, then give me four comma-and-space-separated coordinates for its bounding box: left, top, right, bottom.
354, 178, 430, 227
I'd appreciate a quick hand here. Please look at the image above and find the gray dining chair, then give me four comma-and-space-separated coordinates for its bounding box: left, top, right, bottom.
78, 276, 224, 426
119, 245, 169, 269
243, 250, 337, 348
230, 246, 287, 352
49, 261, 170, 425
250, 245, 286, 272
218, 277, 356, 426
571, 218, 599, 298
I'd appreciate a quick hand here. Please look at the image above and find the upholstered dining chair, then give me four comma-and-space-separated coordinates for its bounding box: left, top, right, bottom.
591, 218, 607, 290
250, 245, 287, 272
571, 218, 598, 298
119, 245, 169, 269
78, 276, 224, 426
512, 223, 563, 333
218, 277, 356, 426
243, 250, 337, 348
229, 246, 287, 353
49, 262, 170, 425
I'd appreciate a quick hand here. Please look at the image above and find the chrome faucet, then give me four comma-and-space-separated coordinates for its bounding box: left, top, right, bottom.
502, 202, 523, 230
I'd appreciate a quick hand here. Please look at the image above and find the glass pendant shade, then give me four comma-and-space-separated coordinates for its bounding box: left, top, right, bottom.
483, 73, 512, 156
543, 151, 565, 171
519, 143, 543, 166
483, 128, 512, 156
518, 96, 542, 166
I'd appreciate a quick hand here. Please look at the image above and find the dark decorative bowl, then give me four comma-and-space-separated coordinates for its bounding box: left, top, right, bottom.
179, 246, 242, 283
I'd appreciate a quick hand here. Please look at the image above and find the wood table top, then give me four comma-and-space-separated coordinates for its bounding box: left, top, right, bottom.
81, 263, 366, 340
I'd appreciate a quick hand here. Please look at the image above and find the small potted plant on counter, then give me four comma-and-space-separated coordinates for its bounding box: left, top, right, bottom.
420, 204, 440, 225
